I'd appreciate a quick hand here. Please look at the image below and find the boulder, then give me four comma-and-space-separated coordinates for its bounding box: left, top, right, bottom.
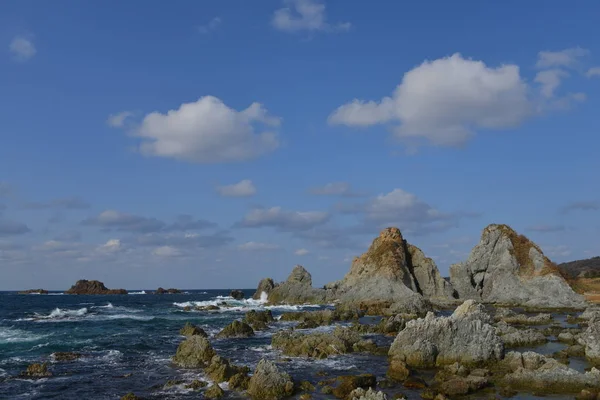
247, 359, 294, 400
20, 363, 52, 378
579, 321, 600, 364
230, 290, 245, 300
180, 322, 208, 337
244, 310, 274, 331
172, 335, 216, 368
272, 326, 366, 358
450, 224, 586, 309
65, 279, 127, 295
388, 300, 503, 367
500, 351, 600, 393
334, 228, 446, 315
332, 374, 377, 399
280, 308, 361, 327
349, 388, 388, 400
216, 320, 254, 339
205, 384, 225, 399
205, 355, 250, 383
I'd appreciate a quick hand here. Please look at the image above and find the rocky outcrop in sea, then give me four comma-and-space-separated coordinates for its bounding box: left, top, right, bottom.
64, 280, 127, 295
450, 224, 585, 309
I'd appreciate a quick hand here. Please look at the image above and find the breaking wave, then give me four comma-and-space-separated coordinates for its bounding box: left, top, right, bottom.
173, 293, 321, 312
0, 327, 51, 344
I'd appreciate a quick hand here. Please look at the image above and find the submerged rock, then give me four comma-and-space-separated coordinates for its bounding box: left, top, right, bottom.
179, 322, 208, 337
51, 351, 82, 362
20, 363, 52, 378
172, 335, 216, 368
450, 224, 585, 309
64, 279, 127, 295
216, 320, 254, 339
388, 300, 503, 368
500, 351, 600, 393
247, 359, 294, 400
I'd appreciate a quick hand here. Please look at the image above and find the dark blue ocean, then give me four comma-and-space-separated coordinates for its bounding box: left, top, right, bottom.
0, 290, 582, 399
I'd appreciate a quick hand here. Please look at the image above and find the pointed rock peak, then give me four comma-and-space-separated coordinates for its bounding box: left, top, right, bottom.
379, 227, 404, 242
287, 265, 312, 286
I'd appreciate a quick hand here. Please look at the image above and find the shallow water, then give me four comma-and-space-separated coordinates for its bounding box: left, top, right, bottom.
0, 291, 592, 399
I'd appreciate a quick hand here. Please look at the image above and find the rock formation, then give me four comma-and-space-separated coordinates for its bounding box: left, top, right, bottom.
253, 278, 275, 300
247, 359, 294, 400
388, 300, 504, 367
172, 335, 216, 368
450, 224, 586, 309
65, 280, 127, 295
155, 287, 182, 294
230, 290, 245, 300
18, 289, 48, 295
254, 265, 332, 305
216, 320, 254, 339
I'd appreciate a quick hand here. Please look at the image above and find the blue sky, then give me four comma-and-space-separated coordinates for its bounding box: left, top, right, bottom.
1, 0, 599, 290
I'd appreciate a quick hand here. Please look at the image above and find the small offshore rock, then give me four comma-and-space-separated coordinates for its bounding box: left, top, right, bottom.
244, 310, 274, 331
230, 290, 245, 300
205, 384, 225, 399
179, 322, 208, 337
272, 326, 363, 358
120, 394, 143, 400
216, 320, 255, 339
172, 335, 216, 368
332, 374, 377, 399
51, 351, 82, 362
21, 363, 52, 378
247, 359, 295, 400
229, 372, 251, 391
65, 279, 127, 295
18, 289, 48, 295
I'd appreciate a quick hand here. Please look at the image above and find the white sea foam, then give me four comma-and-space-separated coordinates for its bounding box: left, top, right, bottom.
173, 294, 320, 313
35, 307, 89, 320
48, 293, 65, 296
0, 368, 6, 377
0, 327, 50, 344
97, 303, 114, 309
128, 291, 147, 295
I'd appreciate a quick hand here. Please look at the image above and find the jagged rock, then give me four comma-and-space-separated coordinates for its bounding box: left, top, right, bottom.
334, 228, 449, 315
155, 287, 182, 294
244, 310, 274, 330
20, 363, 52, 378
65, 279, 127, 295
120, 394, 142, 400
578, 321, 600, 364
500, 351, 600, 393
272, 327, 366, 358
172, 335, 216, 368
229, 372, 251, 391
332, 374, 377, 399
253, 278, 276, 300
495, 322, 547, 347
216, 320, 254, 339
18, 289, 48, 295
379, 314, 407, 334
452, 299, 492, 323
263, 266, 331, 305
185, 379, 207, 390
179, 322, 208, 337
230, 290, 245, 300
205, 384, 225, 399
51, 352, 82, 362
280, 309, 361, 327
247, 359, 294, 400
558, 332, 577, 344
205, 355, 250, 382
387, 359, 410, 381
388, 300, 503, 367
349, 388, 388, 400
450, 224, 586, 309
495, 308, 553, 325
580, 307, 600, 322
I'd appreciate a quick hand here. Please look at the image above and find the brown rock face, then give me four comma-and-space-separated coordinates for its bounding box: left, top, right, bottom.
65, 280, 127, 295
155, 287, 182, 294
18, 289, 48, 295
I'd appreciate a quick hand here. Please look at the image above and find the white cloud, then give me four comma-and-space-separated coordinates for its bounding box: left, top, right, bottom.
272, 0, 350, 33
9, 36, 36, 62
294, 248, 309, 256
238, 206, 330, 231
198, 17, 222, 34
329, 53, 532, 147
152, 245, 183, 257
216, 179, 257, 197
97, 239, 123, 254
535, 69, 569, 98
587, 67, 600, 78
107, 111, 134, 128
133, 96, 280, 163
238, 241, 280, 251
536, 47, 589, 69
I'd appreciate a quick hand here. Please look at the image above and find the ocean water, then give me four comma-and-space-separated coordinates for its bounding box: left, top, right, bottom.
0, 291, 587, 400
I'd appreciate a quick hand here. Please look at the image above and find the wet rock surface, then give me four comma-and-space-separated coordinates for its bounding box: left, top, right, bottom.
172, 335, 216, 368
247, 359, 295, 400
215, 320, 255, 338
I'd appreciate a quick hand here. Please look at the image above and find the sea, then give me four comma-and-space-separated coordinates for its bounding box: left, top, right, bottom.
0, 290, 585, 399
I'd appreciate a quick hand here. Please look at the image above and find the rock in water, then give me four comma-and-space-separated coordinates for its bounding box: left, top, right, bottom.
179, 322, 208, 338
155, 287, 182, 294
64, 279, 127, 295
262, 265, 331, 305
216, 320, 254, 338
388, 300, 503, 367
18, 289, 48, 295
449, 224, 585, 309
230, 290, 245, 300
578, 320, 600, 365
247, 359, 294, 400
20, 363, 52, 378
253, 278, 276, 300
172, 335, 216, 368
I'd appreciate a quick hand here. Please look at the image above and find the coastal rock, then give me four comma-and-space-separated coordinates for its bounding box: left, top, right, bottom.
216, 320, 254, 339
495, 308, 553, 325
18, 289, 48, 295
495, 322, 547, 347
230, 290, 245, 300
244, 310, 274, 331
349, 388, 388, 400
205, 384, 225, 399
247, 359, 294, 400
388, 300, 503, 367
155, 287, 182, 294
280, 309, 361, 327
332, 374, 377, 399
65, 279, 127, 295
51, 351, 82, 362
121, 394, 142, 400
253, 278, 276, 300
180, 322, 208, 338
500, 351, 600, 393
262, 266, 331, 305
334, 228, 448, 315
449, 224, 586, 309
578, 321, 600, 364
206, 355, 250, 383
229, 372, 251, 391
20, 363, 52, 378
172, 335, 216, 368
272, 327, 366, 358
